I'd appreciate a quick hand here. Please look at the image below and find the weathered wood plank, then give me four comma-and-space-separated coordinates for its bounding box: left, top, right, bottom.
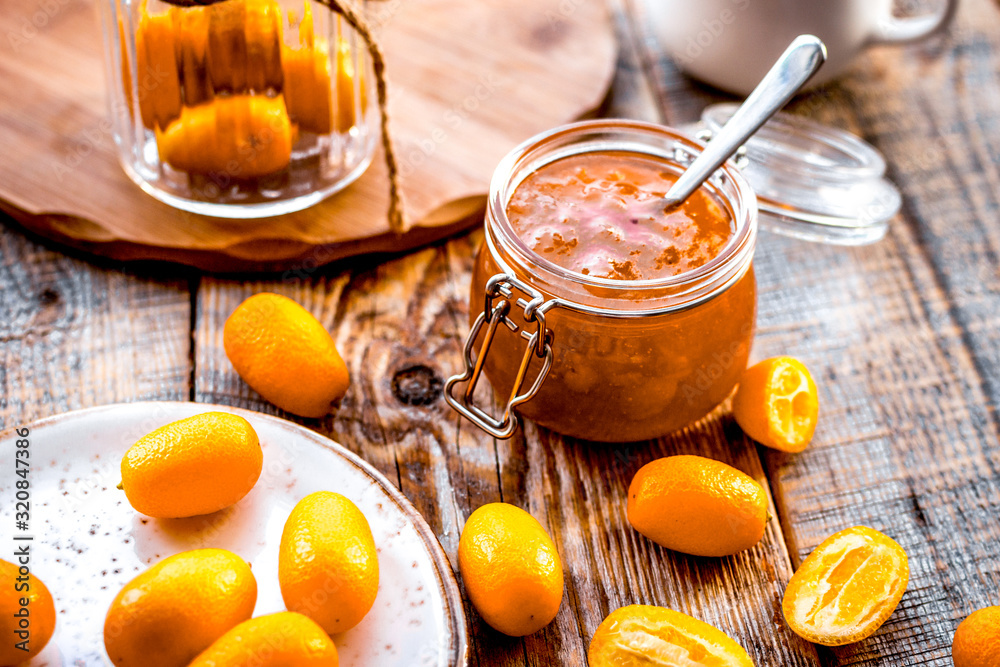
192, 2, 823, 663
510, 417, 823, 667
624, 1, 1000, 663
0, 216, 192, 429
192, 240, 823, 667
745, 2, 1000, 664
188, 1, 823, 664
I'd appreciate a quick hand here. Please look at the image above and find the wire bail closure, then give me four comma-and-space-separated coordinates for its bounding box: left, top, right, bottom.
444, 274, 554, 439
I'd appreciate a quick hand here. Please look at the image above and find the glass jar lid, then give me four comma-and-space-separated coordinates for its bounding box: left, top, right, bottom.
695, 103, 901, 245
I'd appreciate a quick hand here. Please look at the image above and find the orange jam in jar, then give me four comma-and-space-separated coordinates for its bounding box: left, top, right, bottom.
506, 152, 734, 281
447, 120, 758, 442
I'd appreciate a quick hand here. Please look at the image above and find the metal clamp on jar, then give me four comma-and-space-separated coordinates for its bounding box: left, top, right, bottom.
447, 274, 554, 440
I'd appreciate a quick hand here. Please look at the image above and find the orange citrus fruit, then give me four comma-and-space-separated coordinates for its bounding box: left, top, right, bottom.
104, 549, 256, 667
120, 412, 262, 519
732, 356, 819, 452
279, 491, 379, 634
782, 526, 908, 646
224, 293, 351, 418
0, 558, 56, 665
133, 7, 182, 130
627, 455, 768, 557
283, 3, 366, 135
188, 612, 339, 666
156, 95, 295, 178
588, 605, 754, 666
953, 606, 1000, 667
458, 502, 563, 636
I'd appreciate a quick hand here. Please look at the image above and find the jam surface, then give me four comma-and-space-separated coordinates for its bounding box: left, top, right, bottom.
507, 152, 734, 281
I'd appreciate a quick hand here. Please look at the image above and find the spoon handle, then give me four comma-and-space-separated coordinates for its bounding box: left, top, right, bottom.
662, 35, 827, 209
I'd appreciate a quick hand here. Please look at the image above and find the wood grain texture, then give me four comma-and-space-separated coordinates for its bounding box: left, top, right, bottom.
625, 0, 1000, 661
1, 0, 999, 664
738, 1, 1000, 664
187, 4, 823, 663
191, 245, 823, 666
0, 0, 616, 272
0, 221, 192, 429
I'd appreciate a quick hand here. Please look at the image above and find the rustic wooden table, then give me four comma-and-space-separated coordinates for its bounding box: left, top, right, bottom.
2, 0, 999, 664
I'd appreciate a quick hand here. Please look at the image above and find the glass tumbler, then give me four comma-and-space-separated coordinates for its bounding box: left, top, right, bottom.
100, 0, 378, 217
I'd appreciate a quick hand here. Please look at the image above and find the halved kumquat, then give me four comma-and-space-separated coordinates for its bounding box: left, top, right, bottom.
782, 526, 908, 646
732, 356, 819, 452
588, 605, 754, 667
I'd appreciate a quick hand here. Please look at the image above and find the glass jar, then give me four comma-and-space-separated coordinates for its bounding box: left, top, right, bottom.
445, 120, 758, 442
100, 0, 378, 217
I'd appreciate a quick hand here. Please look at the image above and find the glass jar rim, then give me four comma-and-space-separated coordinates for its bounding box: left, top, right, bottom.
486, 118, 758, 313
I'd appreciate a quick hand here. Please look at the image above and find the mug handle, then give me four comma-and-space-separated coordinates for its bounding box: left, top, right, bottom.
871, 0, 959, 43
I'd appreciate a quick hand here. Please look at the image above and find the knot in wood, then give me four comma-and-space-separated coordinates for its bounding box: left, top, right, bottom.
391, 365, 442, 406
38, 288, 61, 306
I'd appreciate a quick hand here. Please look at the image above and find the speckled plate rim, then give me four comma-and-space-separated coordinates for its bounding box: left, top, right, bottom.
1, 401, 470, 667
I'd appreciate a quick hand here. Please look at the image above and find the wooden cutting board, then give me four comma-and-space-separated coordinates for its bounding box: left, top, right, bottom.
0, 0, 616, 273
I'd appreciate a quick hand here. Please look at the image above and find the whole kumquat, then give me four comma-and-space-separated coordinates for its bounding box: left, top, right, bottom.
156, 95, 295, 178
782, 526, 908, 646
279, 491, 379, 634
188, 612, 338, 667
458, 502, 563, 637
627, 454, 768, 557
732, 356, 819, 453
120, 412, 262, 519
0, 559, 56, 665
104, 549, 257, 667
224, 293, 350, 418
952, 605, 1000, 667
588, 604, 754, 666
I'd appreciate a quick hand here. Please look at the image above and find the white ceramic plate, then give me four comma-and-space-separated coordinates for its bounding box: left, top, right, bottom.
0, 402, 468, 666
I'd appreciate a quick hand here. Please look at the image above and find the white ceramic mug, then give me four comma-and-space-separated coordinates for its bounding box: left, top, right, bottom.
647, 0, 959, 95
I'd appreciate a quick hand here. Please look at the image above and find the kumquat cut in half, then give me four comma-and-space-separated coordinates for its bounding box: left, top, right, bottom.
782, 526, 909, 646
732, 356, 819, 453
588, 605, 755, 667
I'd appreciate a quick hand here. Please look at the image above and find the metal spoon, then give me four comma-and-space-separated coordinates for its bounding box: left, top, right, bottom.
662, 35, 828, 209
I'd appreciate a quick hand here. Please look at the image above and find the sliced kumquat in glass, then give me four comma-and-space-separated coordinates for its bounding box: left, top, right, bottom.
732, 356, 819, 452
782, 526, 909, 646
588, 605, 755, 667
